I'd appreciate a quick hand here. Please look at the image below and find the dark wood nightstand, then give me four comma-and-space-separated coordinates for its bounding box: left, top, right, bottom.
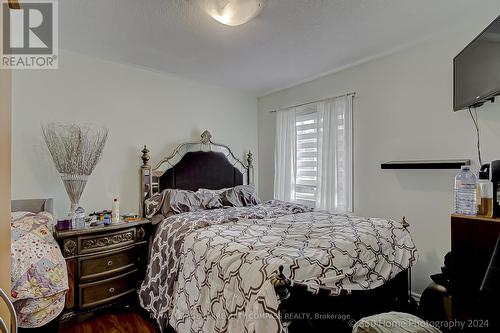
54, 219, 151, 324
451, 214, 500, 329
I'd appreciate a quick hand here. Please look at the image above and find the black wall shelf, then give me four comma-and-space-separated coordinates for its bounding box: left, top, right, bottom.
381, 159, 471, 170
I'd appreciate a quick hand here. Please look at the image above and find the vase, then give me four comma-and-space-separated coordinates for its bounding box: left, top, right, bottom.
60, 173, 88, 212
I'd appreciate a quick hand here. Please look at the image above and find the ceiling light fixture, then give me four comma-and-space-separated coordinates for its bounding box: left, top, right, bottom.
200, 0, 266, 26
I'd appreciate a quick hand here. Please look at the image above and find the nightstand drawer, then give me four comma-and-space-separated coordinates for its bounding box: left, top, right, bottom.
78, 228, 136, 254
79, 246, 137, 282
79, 269, 137, 309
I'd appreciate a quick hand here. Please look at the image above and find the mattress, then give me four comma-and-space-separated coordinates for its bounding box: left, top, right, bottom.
138, 200, 418, 333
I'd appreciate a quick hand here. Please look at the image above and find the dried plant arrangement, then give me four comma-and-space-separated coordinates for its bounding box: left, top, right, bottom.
42, 123, 108, 212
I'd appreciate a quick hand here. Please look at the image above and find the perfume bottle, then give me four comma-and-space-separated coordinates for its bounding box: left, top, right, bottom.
112, 198, 120, 224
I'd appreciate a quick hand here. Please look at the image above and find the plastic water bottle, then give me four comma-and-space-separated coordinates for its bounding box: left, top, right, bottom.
454, 165, 477, 215
75, 206, 86, 228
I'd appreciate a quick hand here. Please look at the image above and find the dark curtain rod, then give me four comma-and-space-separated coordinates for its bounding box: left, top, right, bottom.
268, 92, 356, 113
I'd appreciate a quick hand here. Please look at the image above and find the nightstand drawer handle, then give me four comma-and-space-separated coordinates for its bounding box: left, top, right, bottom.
108, 287, 115, 294
107, 260, 113, 267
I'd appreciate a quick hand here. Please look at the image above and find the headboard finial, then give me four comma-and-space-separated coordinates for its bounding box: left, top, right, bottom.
141, 145, 150, 166
401, 216, 409, 228
246, 150, 254, 185
201, 130, 212, 144
247, 150, 253, 166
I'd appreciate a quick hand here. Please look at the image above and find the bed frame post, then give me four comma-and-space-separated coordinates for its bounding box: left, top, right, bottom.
271, 265, 291, 300
271, 265, 292, 327
247, 151, 254, 185
400, 216, 413, 309
140, 145, 152, 217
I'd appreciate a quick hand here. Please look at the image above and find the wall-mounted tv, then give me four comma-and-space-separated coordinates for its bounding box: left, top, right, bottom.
454, 15, 500, 111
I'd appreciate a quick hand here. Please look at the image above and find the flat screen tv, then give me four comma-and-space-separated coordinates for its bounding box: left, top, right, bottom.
454, 15, 500, 111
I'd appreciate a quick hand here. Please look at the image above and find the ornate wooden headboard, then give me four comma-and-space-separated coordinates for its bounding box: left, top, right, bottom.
139, 130, 253, 216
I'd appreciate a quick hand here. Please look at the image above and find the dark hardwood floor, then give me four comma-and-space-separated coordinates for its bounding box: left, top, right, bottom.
59, 312, 159, 333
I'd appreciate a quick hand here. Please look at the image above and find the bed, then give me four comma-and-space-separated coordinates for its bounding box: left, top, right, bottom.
137, 131, 418, 333
11, 199, 68, 332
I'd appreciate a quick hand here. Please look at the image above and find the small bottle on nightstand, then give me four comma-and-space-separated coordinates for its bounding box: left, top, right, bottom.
112, 197, 120, 224
477, 164, 493, 218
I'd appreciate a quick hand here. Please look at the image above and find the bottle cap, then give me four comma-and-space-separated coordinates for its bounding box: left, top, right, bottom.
479, 163, 490, 180
479, 171, 489, 180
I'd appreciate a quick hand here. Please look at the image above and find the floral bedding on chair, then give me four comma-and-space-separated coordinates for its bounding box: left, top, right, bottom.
11, 212, 68, 328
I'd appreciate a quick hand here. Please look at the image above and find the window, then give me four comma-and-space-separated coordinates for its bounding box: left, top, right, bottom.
274, 95, 353, 212
295, 106, 319, 206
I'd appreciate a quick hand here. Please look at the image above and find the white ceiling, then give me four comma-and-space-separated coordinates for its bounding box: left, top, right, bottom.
60, 0, 496, 96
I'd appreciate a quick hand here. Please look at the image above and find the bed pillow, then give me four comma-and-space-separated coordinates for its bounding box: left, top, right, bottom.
144, 192, 165, 219
220, 184, 261, 207
197, 188, 229, 196
166, 189, 222, 214
144, 189, 223, 219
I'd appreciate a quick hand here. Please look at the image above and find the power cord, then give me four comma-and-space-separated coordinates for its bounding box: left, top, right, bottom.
468, 106, 482, 166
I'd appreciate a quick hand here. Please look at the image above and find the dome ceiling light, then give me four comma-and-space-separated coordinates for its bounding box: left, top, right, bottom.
200, 0, 267, 26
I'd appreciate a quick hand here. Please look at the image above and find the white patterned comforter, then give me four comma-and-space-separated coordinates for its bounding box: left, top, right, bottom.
138, 201, 417, 333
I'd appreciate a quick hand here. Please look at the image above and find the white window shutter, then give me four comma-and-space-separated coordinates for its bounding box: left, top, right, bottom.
295, 105, 319, 206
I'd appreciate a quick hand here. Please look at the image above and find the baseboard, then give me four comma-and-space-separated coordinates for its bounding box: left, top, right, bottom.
411, 291, 421, 304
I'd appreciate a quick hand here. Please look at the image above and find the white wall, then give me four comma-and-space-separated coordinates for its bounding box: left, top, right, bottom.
258, 10, 500, 293
12, 50, 258, 218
